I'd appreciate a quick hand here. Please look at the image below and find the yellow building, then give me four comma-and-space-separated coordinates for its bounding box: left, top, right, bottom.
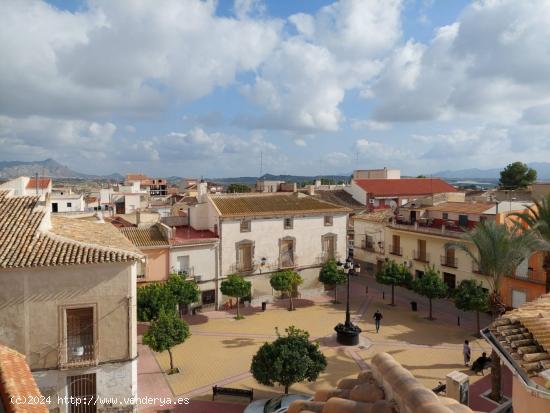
354, 197, 540, 293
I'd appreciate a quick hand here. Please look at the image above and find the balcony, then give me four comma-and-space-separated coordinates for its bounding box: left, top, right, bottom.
176, 267, 194, 277
59, 343, 97, 370
510, 268, 546, 285
315, 252, 341, 265
389, 245, 403, 256
413, 250, 430, 263
441, 255, 458, 268
229, 262, 256, 274
390, 220, 466, 239
472, 262, 484, 275
279, 254, 299, 269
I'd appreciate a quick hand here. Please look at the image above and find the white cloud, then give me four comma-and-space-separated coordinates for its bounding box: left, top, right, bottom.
0, 0, 281, 119
372, 0, 550, 124
351, 119, 391, 131
294, 139, 307, 147
241, 0, 402, 131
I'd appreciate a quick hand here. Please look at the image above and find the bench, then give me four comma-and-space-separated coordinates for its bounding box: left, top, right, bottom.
212, 385, 253, 402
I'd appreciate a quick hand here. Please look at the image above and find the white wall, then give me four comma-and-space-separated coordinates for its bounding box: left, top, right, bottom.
345, 180, 368, 205
170, 243, 218, 283
124, 194, 141, 213
0, 177, 29, 196
33, 359, 137, 413
189, 201, 218, 231
220, 214, 348, 276
51, 195, 85, 212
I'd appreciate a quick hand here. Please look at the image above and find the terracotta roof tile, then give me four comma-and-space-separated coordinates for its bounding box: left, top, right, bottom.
354, 178, 457, 197
353, 209, 394, 223
0, 344, 48, 413
0, 190, 141, 268
311, 189, 366, 212
490, 293, 550, 384
210, 193, 351, 217
25, 178, 51, 190
426, 201, 494, 214
119, 226, 169, 247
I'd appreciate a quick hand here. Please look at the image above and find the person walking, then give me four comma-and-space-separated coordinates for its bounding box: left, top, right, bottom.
463, 340, 471, 366
373, 310, 383, 333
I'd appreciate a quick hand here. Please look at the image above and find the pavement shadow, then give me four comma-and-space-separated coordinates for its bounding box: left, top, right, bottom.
270, 298, 316, 310
181, 313, 210, 326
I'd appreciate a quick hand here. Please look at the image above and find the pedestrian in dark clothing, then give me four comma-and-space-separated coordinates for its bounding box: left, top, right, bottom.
471, 352, 491, 375
373, 310, 383, 333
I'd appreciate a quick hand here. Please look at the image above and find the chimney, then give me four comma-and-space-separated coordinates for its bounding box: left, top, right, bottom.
136, 209, 141, 225
308, 185, 315, 196
198, 180, 208, 202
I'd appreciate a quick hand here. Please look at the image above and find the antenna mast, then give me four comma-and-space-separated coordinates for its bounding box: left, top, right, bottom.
260, 151, 263, 177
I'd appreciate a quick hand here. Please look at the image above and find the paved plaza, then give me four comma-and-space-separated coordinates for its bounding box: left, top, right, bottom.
138, 275, 493, 412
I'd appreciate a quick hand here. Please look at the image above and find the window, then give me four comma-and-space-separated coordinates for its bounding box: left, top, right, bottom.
442, 212, 449, 220
237, 242, 253, 271
65, 307, 94, 365
322, 234, 336, 259
177, 256, 190, 275
324, 216, 333, 226
240, 219, 251, 232
67, 202, 72, 208
458, 214, 469, 227
443, 272, 456, 290
279, 238, 295, 268
68, 374, 96, 413
201, 290, 216, 305
284, 217, 293, 229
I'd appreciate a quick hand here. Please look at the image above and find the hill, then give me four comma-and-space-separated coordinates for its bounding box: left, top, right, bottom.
0, 159, 122, 180
432, 162, 550, 180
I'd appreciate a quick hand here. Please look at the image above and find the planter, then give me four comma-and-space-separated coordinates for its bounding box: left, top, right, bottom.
334, 323, 362, 346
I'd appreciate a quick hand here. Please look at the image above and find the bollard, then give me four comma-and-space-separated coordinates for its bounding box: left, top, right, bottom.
382, 291, 385, 300
457, 316, 460, 326
365, 286, 369, 295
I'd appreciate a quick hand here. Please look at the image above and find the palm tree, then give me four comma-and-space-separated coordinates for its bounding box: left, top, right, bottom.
447, 220, 546, 402
512, 194, 550, 292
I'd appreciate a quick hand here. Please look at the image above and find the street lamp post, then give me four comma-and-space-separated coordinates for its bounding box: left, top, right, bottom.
334, 256, 362, 345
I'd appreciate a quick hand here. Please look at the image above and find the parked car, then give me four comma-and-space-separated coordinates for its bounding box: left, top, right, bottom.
244, 394, 312, 413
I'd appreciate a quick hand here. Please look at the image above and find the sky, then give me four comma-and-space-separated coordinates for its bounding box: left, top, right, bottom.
1, 0, 550, 178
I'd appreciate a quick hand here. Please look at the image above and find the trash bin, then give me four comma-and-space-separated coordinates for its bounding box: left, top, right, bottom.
262, 301, 267, 311
410, 301, 417, 312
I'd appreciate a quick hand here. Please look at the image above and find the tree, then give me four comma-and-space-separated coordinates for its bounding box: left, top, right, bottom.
270, 270, 303, 311
375, 259, 412, 306
166, 274, 200, 317
453, 280, 489, 336
447, 220, 545, 402
412, 265, 448, 320
220, 274, 251, 319
227, 183, 251, 193
142, 308, 190, 374
251, 326, 327, 394
318, 259, 346, 303
499, 161, 537, 189
512, 193, 550, 292
137, 282, 177, 322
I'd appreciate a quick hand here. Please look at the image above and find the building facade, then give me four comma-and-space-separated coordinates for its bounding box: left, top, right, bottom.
0, 190, 141, 413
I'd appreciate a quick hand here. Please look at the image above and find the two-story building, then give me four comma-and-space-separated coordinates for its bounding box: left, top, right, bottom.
186, 189, 350, 305
0, 189, 142, 413
354, 195, 546, 307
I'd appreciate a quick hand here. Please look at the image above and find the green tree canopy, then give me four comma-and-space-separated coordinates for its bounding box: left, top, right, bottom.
270, 270, 304, 311
166, 274, 200, 317
220, 274, 252, 319
376, 259, 412, 305
251, 326, 327, 394
453, 279, 489, 335
137, 282, 177, 322
412, 265, 448, 320
318, 259, 347, 303
142, 308, 190, 373
499, 161, 537, 189
227, 183, 251, 193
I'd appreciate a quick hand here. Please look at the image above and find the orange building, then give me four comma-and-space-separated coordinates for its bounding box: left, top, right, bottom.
500, 252, 548, 308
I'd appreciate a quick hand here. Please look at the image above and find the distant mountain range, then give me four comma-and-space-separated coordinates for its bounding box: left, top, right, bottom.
432, 162, 550, 180
0, 159, 122, 180
2, 159, 550, 183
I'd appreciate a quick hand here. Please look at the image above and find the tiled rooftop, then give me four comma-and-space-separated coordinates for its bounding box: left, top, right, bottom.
353, 209, 394, 223
354, 178, 457, 197
426, 202, 496, 214
490, 293, 550, 387
0, 190, 141, 268
210, 193, 351, 217
25, 177, 51, 190
0, 344, 48, 413
310, 189, 366, 212
119, 226, 169, 247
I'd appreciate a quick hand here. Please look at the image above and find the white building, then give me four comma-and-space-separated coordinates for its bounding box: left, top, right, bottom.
51, 193, 85, 213
0, 189, 142, 412
0, 176, 52, 197
188, 186, 350, 305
